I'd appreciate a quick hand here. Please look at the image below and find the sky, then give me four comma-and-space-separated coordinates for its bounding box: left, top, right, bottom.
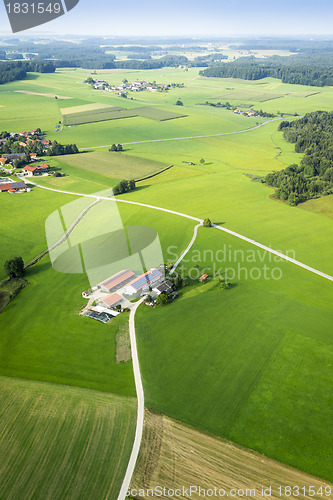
1, 0, 333, 36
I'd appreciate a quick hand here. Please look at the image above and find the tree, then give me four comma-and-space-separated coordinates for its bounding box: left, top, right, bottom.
156, 294, 168, 306
220, 280, 231, 290
200, 158, 205, 164
117, 144, 123, 151
175, 99, 183, 106
203, 218, 212, 227
128, 179, 136, 190
5, 257, 24, 279
109, 144, 117, 151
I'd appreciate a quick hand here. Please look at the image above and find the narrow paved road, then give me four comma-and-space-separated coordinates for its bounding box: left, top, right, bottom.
170, 222, 203, 274
117, 298, 145, 500
80, 117, 294, 150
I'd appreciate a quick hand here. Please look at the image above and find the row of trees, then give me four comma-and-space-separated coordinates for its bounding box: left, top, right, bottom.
109, 144, 123, 152
264, 112, 333, 205
113, 180, 136, 195
46, 141, 79, 156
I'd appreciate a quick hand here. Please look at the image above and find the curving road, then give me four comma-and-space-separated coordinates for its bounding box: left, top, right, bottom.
170, 222, 203, 274
117, 298, 145, 500
27, 181, 333, 283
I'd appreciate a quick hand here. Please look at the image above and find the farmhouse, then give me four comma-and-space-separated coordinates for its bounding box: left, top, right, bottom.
22, 164, 49, 176
124, 268, 163, 296
97, 269, 135, 293
3, 153, 25, 161
154, 280, 174, 295
97, 293, 123, 309
0, 181, 26, 193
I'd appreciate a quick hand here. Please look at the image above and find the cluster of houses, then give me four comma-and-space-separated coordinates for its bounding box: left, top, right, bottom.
92, 79, 171, 95
82, 268, 177, 322
0, 153, 43, 167
233, 108, 258, 117
0, 130, 52, 166
16, 132, 51, 149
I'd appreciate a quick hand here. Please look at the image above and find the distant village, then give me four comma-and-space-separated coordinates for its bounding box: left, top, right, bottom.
85, 77, 184, 96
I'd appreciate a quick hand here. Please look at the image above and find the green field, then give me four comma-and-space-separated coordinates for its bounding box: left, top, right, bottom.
61, 101, 187, 126
58, 151, 169, 181
135, 226, 333, 481
0, 376, 136, 500
1, 65, 333, 488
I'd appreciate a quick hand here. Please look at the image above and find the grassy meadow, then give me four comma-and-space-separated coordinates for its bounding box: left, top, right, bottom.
135, 227, 333, 481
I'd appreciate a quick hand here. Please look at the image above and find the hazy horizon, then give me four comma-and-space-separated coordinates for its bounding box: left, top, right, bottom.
1, 0, 333, 37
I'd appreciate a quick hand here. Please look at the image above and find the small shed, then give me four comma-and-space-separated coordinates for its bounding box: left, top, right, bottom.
199, 274, 208, 282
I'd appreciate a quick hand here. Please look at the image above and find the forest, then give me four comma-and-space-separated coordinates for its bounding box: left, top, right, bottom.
264, 112, 333, 205
200, 51, 333, 86
0, 60, 55, 84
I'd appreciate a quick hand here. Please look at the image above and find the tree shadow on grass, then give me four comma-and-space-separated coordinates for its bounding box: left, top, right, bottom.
25, 260, 51, 278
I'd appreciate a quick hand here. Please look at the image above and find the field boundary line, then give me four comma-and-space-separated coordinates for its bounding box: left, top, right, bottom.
117, 298, 145, 500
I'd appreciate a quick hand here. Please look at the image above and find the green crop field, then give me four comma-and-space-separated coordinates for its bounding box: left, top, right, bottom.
216, 90, 285, 102
60, 99, 187, 126
1, 64, 333, 490
61, 151, 169, 181
0, 376, 136, 500
62, 105, 138, 126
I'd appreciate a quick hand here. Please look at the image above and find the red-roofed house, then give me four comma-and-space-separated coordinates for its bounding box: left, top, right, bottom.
199, 274, 208, 282
22, 164, 49, 176
0, 157, 8, 165
0, 181, 26, 193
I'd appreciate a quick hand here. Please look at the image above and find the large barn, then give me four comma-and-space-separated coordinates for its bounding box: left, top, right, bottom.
97, 269, 135, 293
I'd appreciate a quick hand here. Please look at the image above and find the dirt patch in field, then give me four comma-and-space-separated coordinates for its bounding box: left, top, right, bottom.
14, 90, 72, 99
0, 278, 27, 313
0, 291, 10, 313
131, 410, 332, 499
116, 324, 131, 363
